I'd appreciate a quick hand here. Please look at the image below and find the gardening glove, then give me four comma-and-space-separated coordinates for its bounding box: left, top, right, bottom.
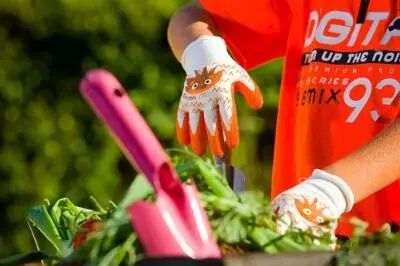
272, 169, 355, 236
176, 36, 263, 157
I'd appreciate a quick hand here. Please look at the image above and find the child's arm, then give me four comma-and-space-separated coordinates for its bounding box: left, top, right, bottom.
167, 1, 218, 61
325, 118, 400, 202
167, 1, 263, 156
273, 119, 400, 235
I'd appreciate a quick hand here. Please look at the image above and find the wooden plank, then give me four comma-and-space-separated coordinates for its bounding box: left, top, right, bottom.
224, 252, 336, 266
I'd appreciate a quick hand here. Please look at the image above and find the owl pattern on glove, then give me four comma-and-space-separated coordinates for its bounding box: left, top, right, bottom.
273, 193, 336, 235
177, 63, 263, 156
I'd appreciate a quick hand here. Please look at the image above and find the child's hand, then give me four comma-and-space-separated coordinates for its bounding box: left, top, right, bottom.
272, 169, 355, 236
176, 36, 263, 156
272, 187, 338, 236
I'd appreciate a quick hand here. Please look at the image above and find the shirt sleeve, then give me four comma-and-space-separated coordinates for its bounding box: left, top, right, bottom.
199, 0, 291, 70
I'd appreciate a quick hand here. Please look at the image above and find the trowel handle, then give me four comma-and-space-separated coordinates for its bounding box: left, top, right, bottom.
80, 69, 176, 188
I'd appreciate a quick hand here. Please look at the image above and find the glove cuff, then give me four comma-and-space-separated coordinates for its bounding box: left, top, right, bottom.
310, 169, 355, 213
181, 35, 234, 75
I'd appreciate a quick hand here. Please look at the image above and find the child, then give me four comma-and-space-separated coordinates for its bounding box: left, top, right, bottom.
167, 0, 400, 236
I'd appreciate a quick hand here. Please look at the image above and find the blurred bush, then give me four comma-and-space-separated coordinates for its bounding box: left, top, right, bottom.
0, 0, 282, 255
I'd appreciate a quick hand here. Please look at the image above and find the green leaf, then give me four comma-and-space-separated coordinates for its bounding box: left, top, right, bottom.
0, 251, 57, 265
98, 234, 137, 266
49, 197, 102, 246
111, 175, 154, 222
196, 159, 235, 198
120, 175, 154, 207
27, 205, 69, 256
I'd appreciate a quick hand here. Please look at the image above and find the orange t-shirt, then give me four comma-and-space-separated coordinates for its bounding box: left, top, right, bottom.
200, 0, 400, 235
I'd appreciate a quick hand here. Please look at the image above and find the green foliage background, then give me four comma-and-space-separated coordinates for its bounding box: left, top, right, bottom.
0, 0, 282, 256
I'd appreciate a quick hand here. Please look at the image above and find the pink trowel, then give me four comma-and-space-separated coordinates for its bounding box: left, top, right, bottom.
79, 69, 221, 259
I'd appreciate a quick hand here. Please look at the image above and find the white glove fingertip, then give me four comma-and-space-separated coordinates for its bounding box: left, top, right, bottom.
189, 110, 201, 134
204, 106, 218, 135
237, 69, 256, 91
177, 109, 186, 128
218, 98, 233, 131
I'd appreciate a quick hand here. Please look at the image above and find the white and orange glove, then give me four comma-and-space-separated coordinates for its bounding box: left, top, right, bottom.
176, 36, 263, 156
272, 169, 355, 236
